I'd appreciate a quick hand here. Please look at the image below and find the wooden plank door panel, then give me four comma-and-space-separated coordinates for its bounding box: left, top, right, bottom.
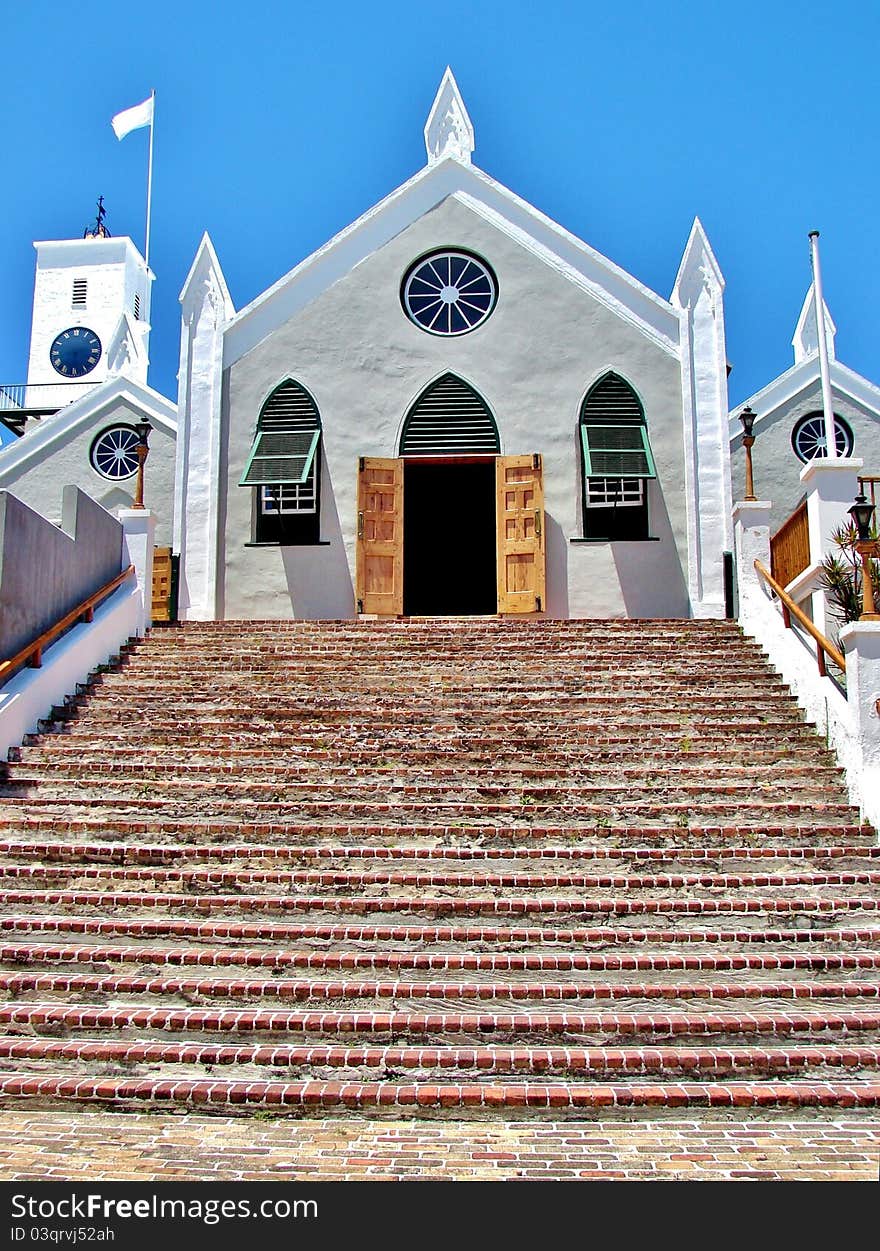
356, 457, 403, 615
496, 454, 546, 614
151, 546, 173, 623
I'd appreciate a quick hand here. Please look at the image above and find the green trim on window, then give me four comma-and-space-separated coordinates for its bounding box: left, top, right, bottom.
239, 429, 320, 487
580, 423, 656, 479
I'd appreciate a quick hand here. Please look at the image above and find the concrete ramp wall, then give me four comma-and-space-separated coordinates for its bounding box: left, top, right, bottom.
0, 487, 123, 658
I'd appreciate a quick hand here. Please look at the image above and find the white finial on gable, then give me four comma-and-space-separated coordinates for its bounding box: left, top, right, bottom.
792, 284, 836, 364
424, 67, 474, 165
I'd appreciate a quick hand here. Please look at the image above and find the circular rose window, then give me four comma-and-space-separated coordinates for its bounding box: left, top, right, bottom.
402, 250, 497, 336
90, 425, 141, 480
791, 411, 854, 462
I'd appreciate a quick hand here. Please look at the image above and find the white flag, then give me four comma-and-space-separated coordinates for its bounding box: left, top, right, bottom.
111, 94, 154, 140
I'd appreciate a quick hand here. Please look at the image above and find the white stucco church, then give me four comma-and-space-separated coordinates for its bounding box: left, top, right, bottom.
2, 70, 876, 623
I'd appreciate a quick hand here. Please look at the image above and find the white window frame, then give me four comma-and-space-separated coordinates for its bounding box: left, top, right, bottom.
584, 477, 645, 509
259, 477, 317, 515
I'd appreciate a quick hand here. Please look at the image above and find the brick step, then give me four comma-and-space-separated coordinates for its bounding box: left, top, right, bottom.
6, 760, 842, 786
50, 698, 802, 721
19, 733, 826, 761
3, 1003, 879, 1044
2, 864, 877, 893
4, 914, 877, 950
2, 819, 870, 848
5, 943, 878, 976
0, 1073, 876, 1113
2, 799, 858, 829
2, 840, 877, 869
14, 744, 837, 769
1, 1039, 878, 1081
3, 971, 877, 1006
2, 779, 844, 807
1, 889, 876, 923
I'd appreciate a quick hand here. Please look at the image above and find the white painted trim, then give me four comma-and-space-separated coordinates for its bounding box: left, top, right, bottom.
179, 232, 235, 313
223, 157, 681, 369
729, 358, 880, 443
0, 577, 141, 759
0, 376, 177, 482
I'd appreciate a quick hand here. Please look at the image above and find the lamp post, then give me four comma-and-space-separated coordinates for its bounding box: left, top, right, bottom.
739, 406, 757, 501
132, 419, 152, 510
848, 492, 880, 621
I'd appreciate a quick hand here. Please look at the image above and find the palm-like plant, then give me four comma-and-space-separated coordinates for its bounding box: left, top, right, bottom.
819, 519, 880, 635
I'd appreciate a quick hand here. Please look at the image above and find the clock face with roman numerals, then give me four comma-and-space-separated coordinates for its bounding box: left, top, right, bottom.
49, 327, 102, 378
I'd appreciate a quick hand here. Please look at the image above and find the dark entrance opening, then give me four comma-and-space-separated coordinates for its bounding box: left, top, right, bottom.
403, 460, 497, 615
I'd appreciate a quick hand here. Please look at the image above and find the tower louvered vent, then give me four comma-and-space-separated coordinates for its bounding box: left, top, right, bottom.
134, 293, 141, 320
72, 279, 87, 307
400, 373, 500, 455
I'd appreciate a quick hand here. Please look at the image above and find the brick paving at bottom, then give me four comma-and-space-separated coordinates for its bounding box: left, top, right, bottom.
0, 1112, 877, 1181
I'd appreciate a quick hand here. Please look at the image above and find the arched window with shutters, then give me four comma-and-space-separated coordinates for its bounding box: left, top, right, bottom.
579, 372, 656, 540
239, 379, 322, 544
400, 373, 500, 455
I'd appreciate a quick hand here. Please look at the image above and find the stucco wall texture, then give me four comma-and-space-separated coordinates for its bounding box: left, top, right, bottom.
222, 197, 689, 620
0, 400, 176, 546
730, 380, 880, 529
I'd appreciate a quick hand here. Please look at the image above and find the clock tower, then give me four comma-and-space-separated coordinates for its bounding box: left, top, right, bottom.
24, 200, 153, 412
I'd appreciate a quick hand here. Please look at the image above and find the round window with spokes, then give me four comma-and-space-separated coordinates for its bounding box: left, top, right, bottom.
90, 425, 141, 480
402, 250, 497, 336
791, 411, 854, 462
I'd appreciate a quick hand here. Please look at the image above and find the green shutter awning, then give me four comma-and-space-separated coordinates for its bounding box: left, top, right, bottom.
580, 423, 656, 479
239, 429, 320, 486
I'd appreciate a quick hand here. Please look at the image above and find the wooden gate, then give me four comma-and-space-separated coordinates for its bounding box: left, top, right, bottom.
151, 546, 174, 623
356, 457, 404, 615
496, 454, 546, 614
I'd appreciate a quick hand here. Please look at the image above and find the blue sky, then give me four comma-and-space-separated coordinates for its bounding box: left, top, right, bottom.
2, 0, 878, 447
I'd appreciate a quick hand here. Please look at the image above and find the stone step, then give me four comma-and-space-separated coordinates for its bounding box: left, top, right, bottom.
2, 864, 877, 893
3, 1003, 879, 1045
4, 943, 878, 976
1, 888, 875, 922
2, 799, 859, 829
2, 971, 877, 1008
1, 819, 871, 849
0, 1073, 875, 1113
6, 761, 842, 786
1, 1039, 877, 1081
2, 839, 877, 870
1, 779, 844, 808
4, 913, 875, 950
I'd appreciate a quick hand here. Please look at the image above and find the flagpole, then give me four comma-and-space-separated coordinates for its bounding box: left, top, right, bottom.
808, 230, 838, 460
144, 90, 155, 272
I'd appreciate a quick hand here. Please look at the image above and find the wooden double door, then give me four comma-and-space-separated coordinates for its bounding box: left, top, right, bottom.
356, 455, 546, 616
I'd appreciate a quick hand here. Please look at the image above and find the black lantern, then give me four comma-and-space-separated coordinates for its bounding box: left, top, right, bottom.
739, 407, 758, 500
738, 406, 757, 438
848, 493, 875, 543
134, 418, 152, 449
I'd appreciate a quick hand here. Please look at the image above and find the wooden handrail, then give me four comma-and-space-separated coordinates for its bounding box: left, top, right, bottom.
754, 559, 845, 676
0, 565, 135, 686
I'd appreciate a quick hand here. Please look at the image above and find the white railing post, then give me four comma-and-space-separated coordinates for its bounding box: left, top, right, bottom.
119, 508, 156, 636
799, 456, 863, 637
733, 499, 772, 630
840, 621, 880, 828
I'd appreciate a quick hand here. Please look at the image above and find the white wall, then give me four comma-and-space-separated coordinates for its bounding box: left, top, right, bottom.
222, 195, 689, 619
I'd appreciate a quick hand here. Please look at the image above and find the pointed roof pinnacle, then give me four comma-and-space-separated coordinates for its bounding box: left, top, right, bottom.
424, 67, 474, 165
792, 283, 836, 364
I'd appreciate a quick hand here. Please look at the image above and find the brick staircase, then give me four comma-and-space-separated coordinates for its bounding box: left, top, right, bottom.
0, 618, 877, 1116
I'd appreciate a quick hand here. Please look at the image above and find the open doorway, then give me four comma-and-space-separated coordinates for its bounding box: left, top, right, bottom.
403, 460, 497, 615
